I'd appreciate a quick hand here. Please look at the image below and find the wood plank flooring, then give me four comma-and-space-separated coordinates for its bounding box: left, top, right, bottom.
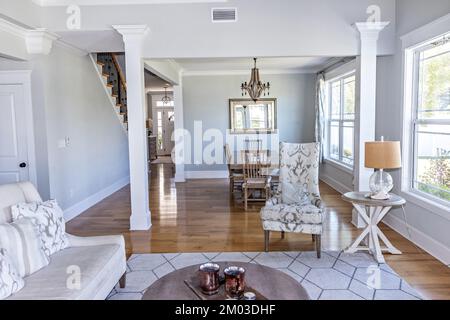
67, 163, 450, 300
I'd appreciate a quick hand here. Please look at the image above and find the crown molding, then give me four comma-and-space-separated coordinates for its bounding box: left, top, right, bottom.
33, 0, 226, 6
0, 17, 87, 56
112, 25, 150, 38
0, 17, 28, 38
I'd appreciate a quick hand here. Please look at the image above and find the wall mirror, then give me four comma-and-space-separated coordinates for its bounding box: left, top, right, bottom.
229, 98, 277, 133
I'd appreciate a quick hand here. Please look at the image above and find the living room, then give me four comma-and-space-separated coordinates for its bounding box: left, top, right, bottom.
0, 0, 449, 308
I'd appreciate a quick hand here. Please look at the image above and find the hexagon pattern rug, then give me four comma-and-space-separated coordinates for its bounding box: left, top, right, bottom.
107, 251, 423, 300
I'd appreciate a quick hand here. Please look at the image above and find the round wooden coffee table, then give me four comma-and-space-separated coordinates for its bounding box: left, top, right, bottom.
142, 261, 309, 300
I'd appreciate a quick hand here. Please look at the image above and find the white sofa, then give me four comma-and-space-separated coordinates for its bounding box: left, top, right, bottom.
0, 182, 127, 300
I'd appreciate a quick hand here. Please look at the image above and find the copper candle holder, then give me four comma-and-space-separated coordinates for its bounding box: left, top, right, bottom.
224, 266, 246, 299
198, 263, 220, 295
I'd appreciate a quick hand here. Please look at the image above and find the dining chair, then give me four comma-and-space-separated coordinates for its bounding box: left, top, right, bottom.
224, 144, 244, 195
244, 139, 262, 151
242, 150, 271, 211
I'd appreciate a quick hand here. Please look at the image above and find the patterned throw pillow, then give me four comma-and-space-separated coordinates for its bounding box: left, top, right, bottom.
0, 248, 25, 300
0, 219, 50, 277
11, 200, 68, 256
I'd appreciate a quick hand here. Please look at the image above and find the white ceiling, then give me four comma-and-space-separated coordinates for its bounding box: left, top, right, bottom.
145, 71, 172, 92
173, 57, 332, 75
32, 0, 225, 6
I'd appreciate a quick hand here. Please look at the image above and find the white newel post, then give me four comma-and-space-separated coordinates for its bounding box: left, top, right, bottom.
113, 25, 151, 230
173, 83, 186, 182
352, 22, 389, 228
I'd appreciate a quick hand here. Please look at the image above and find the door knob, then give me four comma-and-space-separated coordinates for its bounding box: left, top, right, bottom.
19, 162, 27, 168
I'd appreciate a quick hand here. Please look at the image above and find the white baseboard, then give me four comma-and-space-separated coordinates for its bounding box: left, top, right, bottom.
382, 214, 450, 266
319, 174, 352, 194
64, 176, 130, 221
185, 170, 228, 179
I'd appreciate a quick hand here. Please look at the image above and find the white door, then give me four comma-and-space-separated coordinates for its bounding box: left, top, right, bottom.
0, 84, 29, 184
155, 108, 175, 156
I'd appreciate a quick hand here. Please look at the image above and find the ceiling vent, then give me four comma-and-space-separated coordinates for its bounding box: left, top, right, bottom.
211, 8, 237, 23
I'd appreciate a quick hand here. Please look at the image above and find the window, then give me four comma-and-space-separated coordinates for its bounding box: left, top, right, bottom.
325, 72, 356, 167
156, 100, 174, 107
410, 36, 450, 204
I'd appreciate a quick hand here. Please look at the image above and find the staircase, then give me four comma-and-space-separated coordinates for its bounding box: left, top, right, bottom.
91, 53, 128, 131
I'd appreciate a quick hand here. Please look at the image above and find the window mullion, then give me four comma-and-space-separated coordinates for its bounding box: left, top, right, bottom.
412, 50, 421, 191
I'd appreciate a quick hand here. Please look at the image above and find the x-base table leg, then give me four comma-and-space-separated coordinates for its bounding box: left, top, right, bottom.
345, 203, 402, 263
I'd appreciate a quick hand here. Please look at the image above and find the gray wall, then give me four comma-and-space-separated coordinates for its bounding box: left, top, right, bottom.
376, 0, 450, 257
319, 0, 450, 262
0, 46, 129, 212
182, 73, 316, 171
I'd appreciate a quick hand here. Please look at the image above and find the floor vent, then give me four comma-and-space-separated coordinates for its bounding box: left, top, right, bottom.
211, 8, 237, 23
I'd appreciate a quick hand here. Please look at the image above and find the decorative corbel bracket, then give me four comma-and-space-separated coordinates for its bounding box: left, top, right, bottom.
25, 28, 60, 55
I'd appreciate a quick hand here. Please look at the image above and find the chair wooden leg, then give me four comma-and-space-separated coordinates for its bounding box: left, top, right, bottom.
281, 231, 285, 239
244, 188, 248, 211
315, 235, 321, 258
119, 272, 126, 288
264, 230, 270, 252
229, 177, 234, 194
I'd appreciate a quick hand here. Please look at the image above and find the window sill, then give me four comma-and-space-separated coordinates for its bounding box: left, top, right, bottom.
323, 158, 354, 175
400, 189, 450, 221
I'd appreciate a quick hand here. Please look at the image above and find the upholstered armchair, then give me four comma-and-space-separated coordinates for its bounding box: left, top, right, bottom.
260, 142, 324, 258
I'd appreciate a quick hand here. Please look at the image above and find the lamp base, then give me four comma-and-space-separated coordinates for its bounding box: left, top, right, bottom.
369, 170, 393, 200
369, 191, 391, 200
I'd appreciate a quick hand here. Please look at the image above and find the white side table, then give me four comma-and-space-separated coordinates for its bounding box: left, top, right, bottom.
342, 192, 406, 263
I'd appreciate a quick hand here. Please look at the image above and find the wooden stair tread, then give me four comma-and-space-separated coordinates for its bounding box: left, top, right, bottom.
106, 83, 113, 88
96, 61, 105, 66
102, 73, 109, 78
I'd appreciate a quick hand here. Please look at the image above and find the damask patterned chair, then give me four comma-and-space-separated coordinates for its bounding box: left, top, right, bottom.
260, 142, 324, 258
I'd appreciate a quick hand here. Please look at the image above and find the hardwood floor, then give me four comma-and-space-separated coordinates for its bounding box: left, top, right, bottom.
67, 163, 450, 299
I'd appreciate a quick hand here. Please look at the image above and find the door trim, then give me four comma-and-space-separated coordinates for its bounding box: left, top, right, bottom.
0, 70, 37, 186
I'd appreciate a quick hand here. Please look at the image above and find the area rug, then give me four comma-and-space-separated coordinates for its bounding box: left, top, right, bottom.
107, 251, 423, 300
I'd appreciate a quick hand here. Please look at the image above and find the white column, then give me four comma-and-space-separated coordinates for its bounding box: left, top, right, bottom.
173, 82, 186, 182
113, 25, 151, 230
352, 22, 389, 228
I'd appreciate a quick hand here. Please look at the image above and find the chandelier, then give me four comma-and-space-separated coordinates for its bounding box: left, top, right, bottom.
161, 85, 172, 105
241, 58, 270, 102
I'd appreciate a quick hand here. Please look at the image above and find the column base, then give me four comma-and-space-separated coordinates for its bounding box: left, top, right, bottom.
174, 164, 185, 183
130, 211, 152, 230
174, 174, 186, 183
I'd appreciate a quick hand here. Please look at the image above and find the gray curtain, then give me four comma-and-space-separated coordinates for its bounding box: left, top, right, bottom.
314, 72, 326, 162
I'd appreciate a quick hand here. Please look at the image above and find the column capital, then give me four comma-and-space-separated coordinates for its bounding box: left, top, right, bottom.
112, 24, 150, 39
25, 28, 59, 55
353, 21, 390, 41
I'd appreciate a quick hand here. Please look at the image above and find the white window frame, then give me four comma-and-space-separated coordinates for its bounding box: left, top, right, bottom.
324, 71, 356, 171
401, 14, 450, 220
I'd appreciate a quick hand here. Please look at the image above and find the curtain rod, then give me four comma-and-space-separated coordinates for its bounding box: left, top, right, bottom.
317, 57, 355, 74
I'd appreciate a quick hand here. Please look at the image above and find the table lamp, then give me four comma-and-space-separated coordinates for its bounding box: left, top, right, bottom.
365, 137, 401, 200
